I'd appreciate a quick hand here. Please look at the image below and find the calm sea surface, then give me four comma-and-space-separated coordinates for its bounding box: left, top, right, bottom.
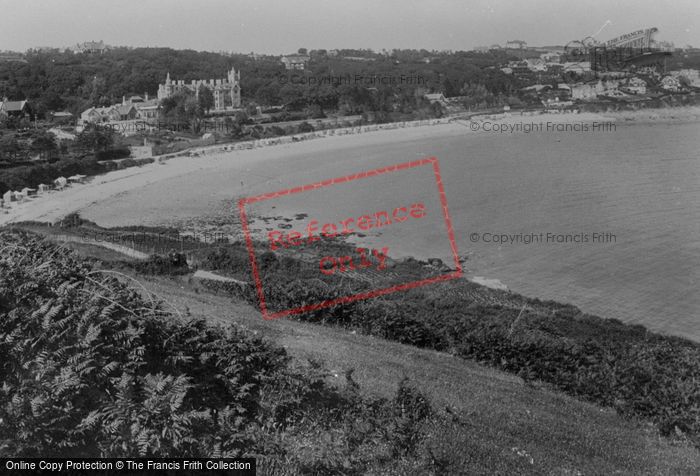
84, 121, 700, 340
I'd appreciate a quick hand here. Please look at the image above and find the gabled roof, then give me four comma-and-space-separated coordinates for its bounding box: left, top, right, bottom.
115, 104, 137, 115
1, 100, 29, 112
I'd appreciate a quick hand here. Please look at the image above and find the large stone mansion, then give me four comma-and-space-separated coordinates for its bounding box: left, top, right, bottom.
157, 68, 241, 111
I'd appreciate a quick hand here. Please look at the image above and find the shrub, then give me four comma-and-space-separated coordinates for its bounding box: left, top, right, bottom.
96, 147, 131, 161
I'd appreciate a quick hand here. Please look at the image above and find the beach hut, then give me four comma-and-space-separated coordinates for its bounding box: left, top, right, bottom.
54, 177, 67, 189
2, 190, 11, 207
68, 174, 87, 183
37, 183, 49, 194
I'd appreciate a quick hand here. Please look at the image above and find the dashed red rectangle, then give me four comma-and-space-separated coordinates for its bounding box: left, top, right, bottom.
238, 156, 462, 320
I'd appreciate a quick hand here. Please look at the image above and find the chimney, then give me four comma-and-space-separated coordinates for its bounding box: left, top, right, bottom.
122, 95, 126, 105
145, 92, 149, 101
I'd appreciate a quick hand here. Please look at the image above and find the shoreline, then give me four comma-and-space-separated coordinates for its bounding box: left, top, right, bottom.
1, 105, 697, 228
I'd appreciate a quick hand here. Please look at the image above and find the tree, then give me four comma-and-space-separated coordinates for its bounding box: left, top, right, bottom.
0, 135, 21, 162
197, 85, 214, 114
76, 124, 114, 153
298, 48, 308, 55
29, 131, 57, 159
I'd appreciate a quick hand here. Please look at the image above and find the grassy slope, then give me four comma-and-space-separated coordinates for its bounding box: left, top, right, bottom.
127, 272, 700, 475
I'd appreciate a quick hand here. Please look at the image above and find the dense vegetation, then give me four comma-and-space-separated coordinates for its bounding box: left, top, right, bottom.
0, 47, 526, 119
195, 240, 700, 448
0, 230, 505, 473
0, 123, 137, 193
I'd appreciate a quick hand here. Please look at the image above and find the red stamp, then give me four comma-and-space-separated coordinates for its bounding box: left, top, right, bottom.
238, 157, 462, 319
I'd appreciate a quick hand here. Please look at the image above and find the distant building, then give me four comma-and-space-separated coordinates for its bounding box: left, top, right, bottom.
660, 75, 682, 92
50, 111, 73, 123
562, 62, 591, 73
670, 69, 700, 87
571, 82, 599, 100
506, 40, 527, 50
80, 94, 161, 124
72, 41, 109, 54
540, 52, 562, 63
424, 93, 447, 105
542, 97, 574, 109
281, 54, 310, 70
525, 58, 547, 72
0, 99, 32, 119
157, 68, 241, 110
621, 77, 647, 95
116, 104, 138, 121
0, 52, 26, 62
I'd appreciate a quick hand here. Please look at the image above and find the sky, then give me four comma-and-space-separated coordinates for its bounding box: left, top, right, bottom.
0, 0, 697, 53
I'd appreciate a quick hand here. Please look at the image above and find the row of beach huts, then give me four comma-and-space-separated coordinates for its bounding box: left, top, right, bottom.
1, 175, 86, 208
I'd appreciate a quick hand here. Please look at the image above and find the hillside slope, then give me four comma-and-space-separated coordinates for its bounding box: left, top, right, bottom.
131, 271, 700, 475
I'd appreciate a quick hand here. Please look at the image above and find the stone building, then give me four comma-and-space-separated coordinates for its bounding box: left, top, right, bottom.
157, 68, 241, 111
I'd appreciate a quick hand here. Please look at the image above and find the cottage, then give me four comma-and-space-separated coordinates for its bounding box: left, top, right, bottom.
80, 107, 102, 124
115, 104, 138, 121
424, 93, 447, 105
0, 99, 32, 119
37, 183, 50, 194
2, 190, 11, 207
134, 100, 161, 121
21, 187, 35, 197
